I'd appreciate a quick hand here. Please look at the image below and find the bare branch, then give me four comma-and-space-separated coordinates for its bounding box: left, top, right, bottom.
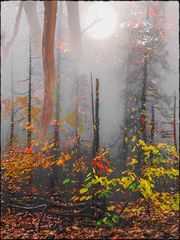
81, 19, 101, 35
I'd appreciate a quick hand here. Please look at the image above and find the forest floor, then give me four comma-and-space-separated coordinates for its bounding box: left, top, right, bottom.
1, 208, 179, 239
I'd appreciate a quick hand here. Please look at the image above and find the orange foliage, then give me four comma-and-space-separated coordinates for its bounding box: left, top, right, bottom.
92, 149, 112, 174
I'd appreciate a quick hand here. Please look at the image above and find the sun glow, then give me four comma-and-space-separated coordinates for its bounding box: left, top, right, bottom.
84, 3, 118, 40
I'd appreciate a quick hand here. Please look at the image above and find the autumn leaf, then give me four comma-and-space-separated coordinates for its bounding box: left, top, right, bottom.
26, 147, 32, 154
80, 187, 88, 194
56, 157, 65, 165
43, 161, 53, 169
129, 158, 138, 165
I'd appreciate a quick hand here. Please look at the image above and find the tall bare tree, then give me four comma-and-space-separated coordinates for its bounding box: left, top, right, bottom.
9, 52, 15, 149
27, 36, 32, 148
95, 79, 100, 155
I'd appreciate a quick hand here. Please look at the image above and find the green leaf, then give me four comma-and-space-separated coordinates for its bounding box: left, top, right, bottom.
172, 203, 179, 211
99, 191, 110, 198
112, 214, 119, 223
106, 212, 111, 217
167, 173, 174, 179
63, 178, 70, 184
85, 176, 92, 182
96, 220, 102, 226
102, 217, 113, 227
129, 182, 138, 192
87, 172, 92, 177
85, 182, 92, 188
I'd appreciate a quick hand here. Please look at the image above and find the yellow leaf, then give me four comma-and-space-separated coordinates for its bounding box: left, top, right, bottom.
131, 136, 136, 142
85, 195, 92, 200
73, 196, 79, 201
129, 158, 138, 165
80, 188, 88, 194
56, 158, 65, 165
64, 153, 71, 161
43, 162, 53, 169
80, 196, 86, 201
107, 205, 115, 211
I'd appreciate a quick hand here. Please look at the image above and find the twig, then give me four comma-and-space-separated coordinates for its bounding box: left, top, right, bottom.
81, 19, 101, 35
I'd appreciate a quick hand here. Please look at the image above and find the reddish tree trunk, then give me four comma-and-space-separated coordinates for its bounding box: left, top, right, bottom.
40, 1, 57, 138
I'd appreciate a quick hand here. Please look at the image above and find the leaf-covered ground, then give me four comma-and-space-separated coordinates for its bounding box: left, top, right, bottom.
1, 207, 179, 239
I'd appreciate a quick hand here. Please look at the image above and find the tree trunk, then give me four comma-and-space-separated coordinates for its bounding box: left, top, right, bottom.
91, 73, 96, 158
27, 36, 32, 148
3, 2, 23, 61
23, 1, 41, 56
40, 1, 57, 138
140, 53, 147, 143
137, 6, 149, 174
122, 24, 133, 167
95, 79, 100, 155
54, 6, 62, 148
67, 1, 82, 59
75, 80, 80, 155
54, 54, 60, 148
10, 52, 14, 149
151, 105, 155, 143
173, 94, 177, 154
3, 2, 41, 61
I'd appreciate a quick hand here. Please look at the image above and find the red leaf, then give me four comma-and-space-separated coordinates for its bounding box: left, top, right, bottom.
140, 117, 146, 125
26, 147, 32, 154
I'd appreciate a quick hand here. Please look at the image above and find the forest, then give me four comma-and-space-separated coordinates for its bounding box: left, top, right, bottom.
1, 1, 179, 239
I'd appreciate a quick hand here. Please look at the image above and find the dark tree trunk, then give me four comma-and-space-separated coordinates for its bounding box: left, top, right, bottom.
27, 36, 32, 148
173, 94, 177, 153
122, 24, 132, 167
95, 79, 100, 155
151, 105, 155, 143
91, 73, 96, 158
75, 80, 80, 155
40, 1, 57, 138
54, 54, 60, 148
140, 53, 147, 143
136, 6, 149, 175
10, 53, 15, 149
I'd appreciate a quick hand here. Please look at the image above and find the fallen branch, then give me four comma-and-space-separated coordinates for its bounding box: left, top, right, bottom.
7, 203, 47, 211
46, 210, 94, 219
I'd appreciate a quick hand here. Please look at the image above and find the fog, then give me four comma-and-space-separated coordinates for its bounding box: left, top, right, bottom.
1, 1, 179, 152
